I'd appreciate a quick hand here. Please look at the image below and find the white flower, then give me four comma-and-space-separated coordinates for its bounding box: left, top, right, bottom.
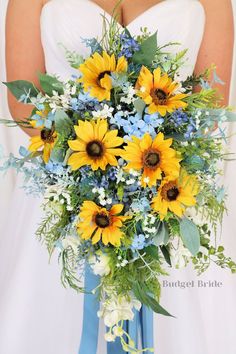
170, 239, 192, 269
113, 326, 124, 337
185, 207, 205, 226
104, 332, 116, 342
62, 236, 81, 253
99, 294, 141, 328
92, 104, 114, 119
89, 251, 111, 277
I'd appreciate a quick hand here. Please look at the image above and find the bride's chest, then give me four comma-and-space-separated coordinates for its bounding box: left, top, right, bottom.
40, 0, 205, 80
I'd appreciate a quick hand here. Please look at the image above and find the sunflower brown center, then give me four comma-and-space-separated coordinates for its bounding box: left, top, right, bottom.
143, 149, 161, 169
151, 88, 168, 105
95, 213, 110, 228
40, 128, 55, 143
161, 181, 180, 201
86, 140, 104, 158
97, 70, 111, 82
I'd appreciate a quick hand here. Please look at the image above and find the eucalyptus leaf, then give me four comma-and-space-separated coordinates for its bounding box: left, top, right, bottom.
38, 73, 64, 96
50, 148, 65, 163
3, 80, 38, 102
153, 222, 169, 246
54, 110, 73, 136
133, 98, 146, 114
133, 32, 157, 66
179, 217, 200, 256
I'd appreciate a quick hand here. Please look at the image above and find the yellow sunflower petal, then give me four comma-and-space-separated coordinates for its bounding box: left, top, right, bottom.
110, 204, 124, 215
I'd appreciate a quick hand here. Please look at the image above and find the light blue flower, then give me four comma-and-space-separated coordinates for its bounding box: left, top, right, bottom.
131, 234, 146, 250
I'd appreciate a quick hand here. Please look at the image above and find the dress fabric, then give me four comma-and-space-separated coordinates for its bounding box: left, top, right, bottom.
0, 1, 235, 354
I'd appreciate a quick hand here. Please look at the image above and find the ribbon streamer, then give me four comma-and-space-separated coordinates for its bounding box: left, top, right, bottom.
79, 265, 154, 354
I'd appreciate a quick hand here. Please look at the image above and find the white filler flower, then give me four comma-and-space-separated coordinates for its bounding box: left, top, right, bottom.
89, 251, 111, 277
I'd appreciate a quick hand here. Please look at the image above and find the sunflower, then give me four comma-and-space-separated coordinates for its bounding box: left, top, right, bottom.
28, 127, 57, 163
152, 171, 199, 220
136, 66, 188, 116
67, 119, 123, 171
77, 201, 130, 246
79, 51, 128, 101
121, 132, 181, 187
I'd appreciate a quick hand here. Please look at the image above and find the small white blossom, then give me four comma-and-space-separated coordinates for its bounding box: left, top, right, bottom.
143, 177, 150, 184
92, 104, 114, 119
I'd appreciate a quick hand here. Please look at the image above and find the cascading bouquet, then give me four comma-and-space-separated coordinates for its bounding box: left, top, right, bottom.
1, 18, 236, 353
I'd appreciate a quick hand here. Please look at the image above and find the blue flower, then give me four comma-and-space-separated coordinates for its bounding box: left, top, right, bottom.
131, 197, 151, 213
131, 234, 146, 251
119, 33, 140, 59
45, 161, 64, 175
169, 109, 189, 128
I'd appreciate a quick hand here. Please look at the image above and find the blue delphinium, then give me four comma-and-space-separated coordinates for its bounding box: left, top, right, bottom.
45, 161, 64, 175
131, 234, 146, 251
111, 109, 164, 139
70, 92, 101, 114
169, 109, 196, 139
119, 33, 140, 59
131, 197, 151, 213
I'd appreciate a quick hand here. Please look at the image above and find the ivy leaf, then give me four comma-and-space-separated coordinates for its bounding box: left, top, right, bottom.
3, 80, 38, 102
133, 32, 157, 66
54, 110, 73, 136
38, 73, 64, 96
179, 217, 200, 256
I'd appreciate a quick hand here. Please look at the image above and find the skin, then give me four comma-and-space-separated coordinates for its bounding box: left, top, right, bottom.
5, 0, 234, 137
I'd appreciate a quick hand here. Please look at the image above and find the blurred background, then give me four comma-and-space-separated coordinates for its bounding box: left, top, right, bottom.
0, 1, 236, 354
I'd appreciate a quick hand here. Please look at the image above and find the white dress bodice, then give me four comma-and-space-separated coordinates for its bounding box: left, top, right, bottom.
40, 0, 205, 80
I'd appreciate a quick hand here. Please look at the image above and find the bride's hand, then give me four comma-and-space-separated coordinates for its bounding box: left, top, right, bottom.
5, 0, 49, 137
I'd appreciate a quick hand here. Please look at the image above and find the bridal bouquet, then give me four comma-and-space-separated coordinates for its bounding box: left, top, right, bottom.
1, 19, 236, 353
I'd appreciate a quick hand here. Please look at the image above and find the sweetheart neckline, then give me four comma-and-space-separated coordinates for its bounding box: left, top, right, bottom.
86, 0, 166, 28
41, 0, 197, 29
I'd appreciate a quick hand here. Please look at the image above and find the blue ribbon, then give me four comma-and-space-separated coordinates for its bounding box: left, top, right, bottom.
78, 265, 100, 354
79, 265, 154, 354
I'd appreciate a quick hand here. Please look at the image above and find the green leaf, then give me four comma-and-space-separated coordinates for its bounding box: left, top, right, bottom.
38, 73, 64, 96
133, 282, 174, 317
50, 147, 65, 163
145, 294, 175, 317
54, 110, 73, 136
3, 80, 38, 102
179, 217, 200, 256
133, 32, 157, 66
160, 245, 172, 266
144, 245, 159, 260
153, 222, 169, 246
133, 98, 146, 114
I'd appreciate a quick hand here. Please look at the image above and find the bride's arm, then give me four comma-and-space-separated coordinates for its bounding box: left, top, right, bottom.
5, 0, 48, 137
196, 0, 234, 105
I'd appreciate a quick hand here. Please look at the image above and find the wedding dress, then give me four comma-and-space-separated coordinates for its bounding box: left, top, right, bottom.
0, 1, 235, 354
